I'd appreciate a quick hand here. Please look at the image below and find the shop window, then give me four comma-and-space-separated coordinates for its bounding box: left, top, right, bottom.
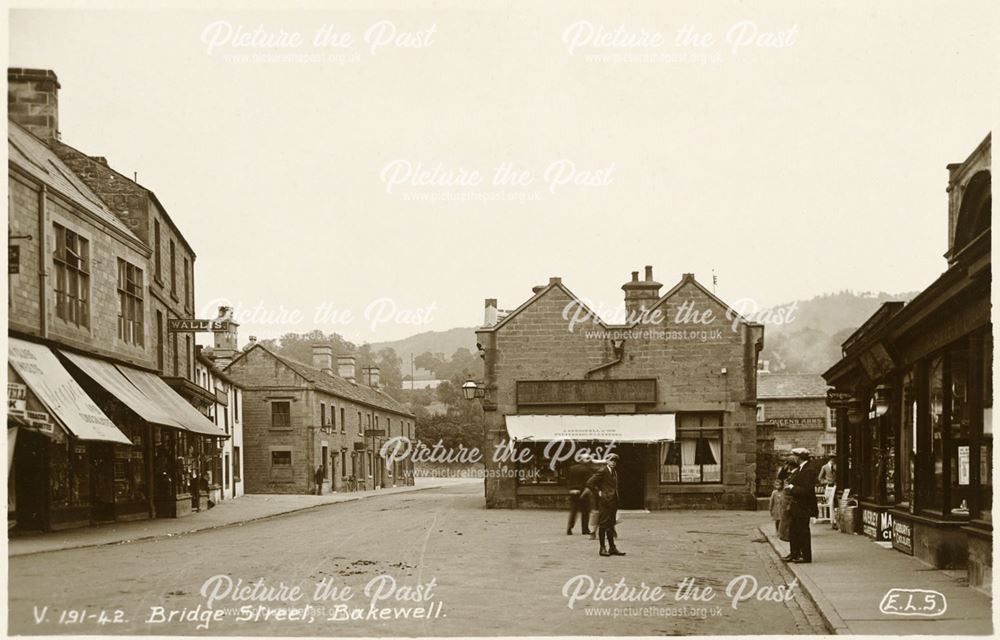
116, 259, 144, 346
928, 356, 945, 512
114, 424, 147, 503
661, 413, 723, 484
979, 330, 993, 521
516, 442, 566, 485
899, 370, 917, 507
948, 342, 972, 513
53, 223, 90, 327
233, 389, 240, 423
271, 401, 291, 428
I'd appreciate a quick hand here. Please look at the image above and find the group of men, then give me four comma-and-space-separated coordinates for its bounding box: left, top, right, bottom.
565, 453, 625, 557
777, 447, 822, 563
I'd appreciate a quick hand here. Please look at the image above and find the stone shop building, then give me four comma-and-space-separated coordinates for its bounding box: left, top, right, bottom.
475, 267, 764, 510
823, 133, 991, 593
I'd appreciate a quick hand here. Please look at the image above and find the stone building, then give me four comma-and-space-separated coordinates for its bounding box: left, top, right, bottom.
823, 133, 991, 593
7, 68, 227, 531
475, 267, 764, 510
224, 344, 415, 494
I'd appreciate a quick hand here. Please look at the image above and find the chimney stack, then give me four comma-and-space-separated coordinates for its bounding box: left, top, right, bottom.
8, 68, 60, 145
312, 344, 334, 376
243, 336, 257, 351
211, 306, 239, 368
338, 355, 357, 382
621, 265, 662, 320
363, 366, 381, 389
484, 298, 498, 326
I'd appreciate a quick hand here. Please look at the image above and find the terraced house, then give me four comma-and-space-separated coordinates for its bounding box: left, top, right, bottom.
224, 343, 416, 494
7, 68, 227, 531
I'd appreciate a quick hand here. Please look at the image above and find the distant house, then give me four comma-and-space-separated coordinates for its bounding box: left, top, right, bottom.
404, 368, 445, 390
756, 372, 834, 455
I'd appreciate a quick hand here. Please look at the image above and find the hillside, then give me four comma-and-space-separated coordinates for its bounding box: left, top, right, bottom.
369, 326, 478, 367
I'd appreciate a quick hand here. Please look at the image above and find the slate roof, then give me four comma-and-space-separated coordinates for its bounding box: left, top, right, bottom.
8, 121, 141, 243
757, 373, 829, 399
231, 344, 414, 417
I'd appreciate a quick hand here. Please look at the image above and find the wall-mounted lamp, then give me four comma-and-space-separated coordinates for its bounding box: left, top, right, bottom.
873, 383, 892, 417
462, 379, 482, 401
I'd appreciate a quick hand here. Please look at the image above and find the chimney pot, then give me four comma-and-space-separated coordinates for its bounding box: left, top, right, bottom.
631, 271, 639, 283
644, 265, 653, 281
484, 298, 498, 326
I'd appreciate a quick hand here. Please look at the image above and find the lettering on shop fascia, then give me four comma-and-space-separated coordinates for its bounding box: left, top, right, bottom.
516, 379, 657, 406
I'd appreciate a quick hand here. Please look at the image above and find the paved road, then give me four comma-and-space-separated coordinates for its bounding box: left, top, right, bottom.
9, 483, 826, 636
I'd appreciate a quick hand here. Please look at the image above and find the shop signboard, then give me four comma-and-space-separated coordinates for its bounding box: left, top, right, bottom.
26, 410, 53, 434
167, 319, 231, 333
892, 518, 914, 555
862, 507, 893, 541
958, 446, 970, 485
826, 390, 855, 408
8, 382, 27, 413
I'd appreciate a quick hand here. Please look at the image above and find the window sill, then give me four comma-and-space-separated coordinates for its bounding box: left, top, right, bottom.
660, 484, 725, 494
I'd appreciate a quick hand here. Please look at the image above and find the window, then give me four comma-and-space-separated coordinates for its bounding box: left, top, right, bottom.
660, 413, 723, 484
183, 257, 190, 308
756, 405, 765, 423
233, 389, 240, 423
271, 401, 291, 428
154, 219, 162, 281
367, 451, 373, 477
358, 411, 362, 435
320, 403, 326, 426
386, 417, 391, 435
53, 223, 90, 327
223, 406, 229, 435
322, 445, 329, 479
233, 446, 241, 481
117, 259, 144, 346
156, 311, 164, 371
186, 336, 193, 381
271, 450, 291, 466
900, 370, 917, 506
341, 450, 347, 477
516, 442, 565, 485
224, 453, 230, 489
341, 408, 345, 433
172, 334, 179, 376
169, 239, 177, 296
928, 356, 945, 512
330, 404, 336, 429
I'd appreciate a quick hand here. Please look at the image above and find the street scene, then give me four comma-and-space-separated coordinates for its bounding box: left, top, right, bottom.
5, 2, 996, 638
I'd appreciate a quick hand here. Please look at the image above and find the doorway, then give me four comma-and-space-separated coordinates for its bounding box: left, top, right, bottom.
90, 443, 115, 522
616, 443, 647, 509
13, 430, 48, 531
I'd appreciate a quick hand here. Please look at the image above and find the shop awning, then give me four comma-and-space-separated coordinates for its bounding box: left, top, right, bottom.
504, 414, 676, 442
7, 338, 131, 445
60, 350, 186, 430
116, 366, 228, 438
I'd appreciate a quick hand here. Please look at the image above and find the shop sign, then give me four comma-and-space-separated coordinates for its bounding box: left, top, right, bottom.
364, 429, 386, 437
167, 318, 231, 333
353, 442, 366, 451
826, 390, 855, 408
892, 519, 914, 555
8, 382, 27, 413
26, 410, 53, 434
771, 417, 826, 429
957, 446, 970, 485
862, 508, 893, 541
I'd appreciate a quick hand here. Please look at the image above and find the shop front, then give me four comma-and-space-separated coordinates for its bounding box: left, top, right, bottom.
7, 338, 133, 531
824, 132, 991, 593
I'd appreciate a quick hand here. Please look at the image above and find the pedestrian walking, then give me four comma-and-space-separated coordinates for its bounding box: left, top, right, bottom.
314, 465, 325, 495
783, 447, 819, 563
581, 455, 602, 539
565, 453, 593, 535
586, 453, 625, 557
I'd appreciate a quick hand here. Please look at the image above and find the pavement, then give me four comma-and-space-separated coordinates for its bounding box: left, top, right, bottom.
7, 477, 478, 557
760, 520, 994, 635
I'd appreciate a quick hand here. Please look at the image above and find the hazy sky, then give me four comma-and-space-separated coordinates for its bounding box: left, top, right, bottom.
8, 2, 996, 345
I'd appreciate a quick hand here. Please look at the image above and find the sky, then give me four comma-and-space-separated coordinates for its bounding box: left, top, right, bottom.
8, 1, 997, 345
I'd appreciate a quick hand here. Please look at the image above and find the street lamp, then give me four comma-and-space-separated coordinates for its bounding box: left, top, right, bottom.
462, 379, 480, 401
873, 383, 892, 417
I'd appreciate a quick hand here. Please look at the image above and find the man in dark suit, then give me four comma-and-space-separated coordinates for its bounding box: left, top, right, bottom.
565, 453, 593, 535
783, 447, 819, 563
586, 453, 625, 556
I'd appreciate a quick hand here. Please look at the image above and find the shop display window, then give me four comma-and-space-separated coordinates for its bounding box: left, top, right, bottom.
977, 329, 992, 521
899, 370, 917, 507
515, 442, 570, 485
928, 356, 945, 512
948, 342, 971, 513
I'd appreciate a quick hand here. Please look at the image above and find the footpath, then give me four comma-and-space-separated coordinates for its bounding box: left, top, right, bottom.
760, 521, 993, 635
8, 477, 477, 558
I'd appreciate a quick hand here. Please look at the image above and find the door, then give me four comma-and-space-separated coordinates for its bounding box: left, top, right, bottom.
90, 443, 115, 522
14, 430, 48, 531
616, 443, 647, 509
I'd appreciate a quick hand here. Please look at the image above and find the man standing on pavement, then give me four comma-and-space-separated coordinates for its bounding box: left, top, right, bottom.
566, 453, 593, 535
314, 465, 325, 495
586, 453, 625, 557
783, 447, 819, 563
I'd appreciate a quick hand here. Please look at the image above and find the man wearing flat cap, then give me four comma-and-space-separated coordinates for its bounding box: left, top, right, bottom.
783, 447, 819, 563
586, 452, 625, 556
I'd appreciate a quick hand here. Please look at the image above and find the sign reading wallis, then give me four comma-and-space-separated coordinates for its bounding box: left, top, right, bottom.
516, 379, 657, 406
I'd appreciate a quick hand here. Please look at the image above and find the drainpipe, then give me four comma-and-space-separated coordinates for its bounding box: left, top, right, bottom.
37, 185, 47, 337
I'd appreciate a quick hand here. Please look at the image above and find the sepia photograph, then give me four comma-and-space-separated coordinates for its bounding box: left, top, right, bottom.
3, 1, 996, 637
